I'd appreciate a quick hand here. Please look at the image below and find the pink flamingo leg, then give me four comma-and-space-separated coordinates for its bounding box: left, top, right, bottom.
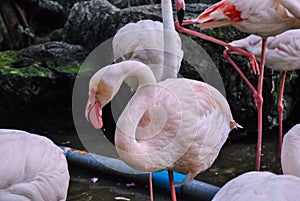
149, 172, 154, 201
175, 21, 260, 74
254, 38, 267, 171
176, 20, 268, 171
223, 49, 257, 94
168, 171, 177, 201
277, 71, 287, 157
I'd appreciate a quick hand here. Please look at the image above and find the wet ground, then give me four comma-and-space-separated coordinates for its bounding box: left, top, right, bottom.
48, 129, 282, 201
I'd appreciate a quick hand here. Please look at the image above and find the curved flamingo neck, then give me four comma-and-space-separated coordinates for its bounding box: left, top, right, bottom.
115, 83, 182, 172
90, 60, 156, 108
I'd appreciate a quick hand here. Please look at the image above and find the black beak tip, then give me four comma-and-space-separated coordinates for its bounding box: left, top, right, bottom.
177, 9, 184, 25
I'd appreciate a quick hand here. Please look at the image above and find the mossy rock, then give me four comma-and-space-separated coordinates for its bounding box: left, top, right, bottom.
0, 41, 88, 133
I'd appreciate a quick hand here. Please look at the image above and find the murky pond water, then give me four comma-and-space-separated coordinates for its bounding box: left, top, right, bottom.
48, 129, 281, 201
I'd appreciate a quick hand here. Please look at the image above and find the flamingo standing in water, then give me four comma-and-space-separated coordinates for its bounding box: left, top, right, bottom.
211, 123, 300, 201
85, 60, 240, 201
113, 20, 183, 201
103, 1, 184, 199
100, 5, 184, 146
0, 129, 69, 201
175, 0, 300, 170
228, 29, 300, 156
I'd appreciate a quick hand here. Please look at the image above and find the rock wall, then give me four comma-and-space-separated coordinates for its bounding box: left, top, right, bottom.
1, 0, 299, 138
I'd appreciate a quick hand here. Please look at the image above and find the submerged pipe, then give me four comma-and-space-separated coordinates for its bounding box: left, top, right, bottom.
62, 147, 219, 201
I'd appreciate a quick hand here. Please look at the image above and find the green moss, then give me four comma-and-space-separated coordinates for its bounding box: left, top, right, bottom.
56, 64, 80, 74
0, 50, 20, 66
0, 51, 53, 78
0, 65, 53, 78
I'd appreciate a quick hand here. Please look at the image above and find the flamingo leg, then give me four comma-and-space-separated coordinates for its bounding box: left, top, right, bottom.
175, 21, 260, 74
168, 171, 177, 201
175, 21, 267, 171
253, 38, 267, 171
149, 172, 154, 201
277, 71, 287, 157
223, 49, 257, 95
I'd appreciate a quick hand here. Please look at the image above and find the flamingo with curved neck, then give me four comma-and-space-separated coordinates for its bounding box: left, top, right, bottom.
110, 1, 184, 199
0, 129, 69, 201
86, 60, 240, 201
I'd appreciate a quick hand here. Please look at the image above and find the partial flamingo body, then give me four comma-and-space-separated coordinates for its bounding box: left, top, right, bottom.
281, 124, 300, 178
176, 0, 300, 171
212, 171, 300, 201
86, 60, 239, 200
113, 19, 183, 84
0, 129, 70, 201
194, 0, 300, 38
228, 29, 300, 156
212, 124, 300, 201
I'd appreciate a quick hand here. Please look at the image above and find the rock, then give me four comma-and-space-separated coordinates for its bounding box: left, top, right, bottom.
53, 0, 84, 11
20, 41, 88, 66
63, 0, 167, 50
108, 0, 157, 9
0, 0, 34, 50
16, 0, 68, 34
63, 0, 120, 50
1, 0, 299, 138
0, 41, 88, 133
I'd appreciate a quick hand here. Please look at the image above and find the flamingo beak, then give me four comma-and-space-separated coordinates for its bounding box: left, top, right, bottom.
174, 0, 185, 25
177, 9, 185, 25
85, 94, 103, 129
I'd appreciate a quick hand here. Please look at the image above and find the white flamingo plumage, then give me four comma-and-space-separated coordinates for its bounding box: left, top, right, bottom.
112, 0, 184, 83
113, 20, 183, 84
228, 29, 300, 156
175, 0, 300, 171
0, 129, 69, 201
85, 60, 240, 201
211, 124, 300, 201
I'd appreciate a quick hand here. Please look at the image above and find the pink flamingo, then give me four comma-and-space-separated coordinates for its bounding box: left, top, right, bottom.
110, 1, 184, 198
0, 129, 69, 201
211, 124, 300, 201
228, 29, 300, 156
175, 0, 300, 171
85, 60, 240, 201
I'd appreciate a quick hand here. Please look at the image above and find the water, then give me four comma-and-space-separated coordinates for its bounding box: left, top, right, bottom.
47, 129, 281, 201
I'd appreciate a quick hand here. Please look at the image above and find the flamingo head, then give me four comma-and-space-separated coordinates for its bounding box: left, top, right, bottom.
85, 93, 103, 129
174, 0, 185, 25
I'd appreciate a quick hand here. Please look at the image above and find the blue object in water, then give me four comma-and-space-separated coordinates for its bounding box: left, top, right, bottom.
152, 170, 185, 193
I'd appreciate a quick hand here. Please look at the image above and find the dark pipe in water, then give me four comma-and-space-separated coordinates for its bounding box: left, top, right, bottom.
62, 147, 220, 201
